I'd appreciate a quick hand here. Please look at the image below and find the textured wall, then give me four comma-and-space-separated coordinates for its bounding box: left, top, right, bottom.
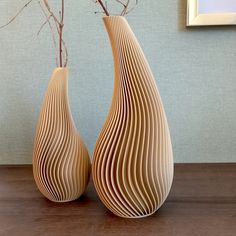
0, 0, 235, 164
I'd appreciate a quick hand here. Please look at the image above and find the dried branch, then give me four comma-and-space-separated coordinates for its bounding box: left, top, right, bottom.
94, 0, 138, 16
62, 39, 68, 67
118, 0, 130, 16
96, 0, 110, 16
37, 14, 52, 36
0, 0, 68, 67
38, 1, 58, 67
0, 0, 34, 29
42, 0, 67, 67
125, 0, 138, 15
59, 0, 65, 67
115, 0, 126, 8
43, 0, 60, 25
118, 0, 139, 16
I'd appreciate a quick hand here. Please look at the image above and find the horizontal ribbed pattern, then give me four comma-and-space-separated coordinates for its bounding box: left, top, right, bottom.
92, 16, 174, 218
33, 68, 91, 202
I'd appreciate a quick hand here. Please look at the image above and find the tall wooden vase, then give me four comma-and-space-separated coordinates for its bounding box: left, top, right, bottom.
33, 68, 91, 202
92, 16, 174, 218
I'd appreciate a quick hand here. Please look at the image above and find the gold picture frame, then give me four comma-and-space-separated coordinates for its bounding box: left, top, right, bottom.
187, 0, 236, 26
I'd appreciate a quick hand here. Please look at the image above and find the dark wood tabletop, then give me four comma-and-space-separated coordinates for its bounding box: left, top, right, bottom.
0, 164, 235, 236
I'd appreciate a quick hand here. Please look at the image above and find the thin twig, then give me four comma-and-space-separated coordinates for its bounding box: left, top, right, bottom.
58, 0, 65, 67
97, 0, 109, 16
62, 39, 68, 67
38, 1, 58, 66
0, 0, 68, 67
94, 0, 138, 16
37, 14, 52, 36
0, 0, 34, 29
125, 0, 138, 15
115, 0, 126, 8
124, 0, 130, 15
115, 0, 128, 15
42, 0, 67, 67
42, 0, 60, 33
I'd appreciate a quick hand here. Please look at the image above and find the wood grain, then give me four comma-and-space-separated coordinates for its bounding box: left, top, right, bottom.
0, 164, 235, 236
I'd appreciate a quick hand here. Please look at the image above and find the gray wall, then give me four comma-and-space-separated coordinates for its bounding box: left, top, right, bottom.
0, 0, 235, 164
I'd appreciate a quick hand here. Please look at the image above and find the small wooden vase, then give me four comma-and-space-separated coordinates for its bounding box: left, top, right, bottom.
92, 16, 174, 218
33, 68, 91, 202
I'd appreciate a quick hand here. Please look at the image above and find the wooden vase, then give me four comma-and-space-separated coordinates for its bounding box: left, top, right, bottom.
92, 16, 174, 218
33, 68, 91, 202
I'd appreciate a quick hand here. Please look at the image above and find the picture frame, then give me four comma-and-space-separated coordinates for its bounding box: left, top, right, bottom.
187, 0, 236, 26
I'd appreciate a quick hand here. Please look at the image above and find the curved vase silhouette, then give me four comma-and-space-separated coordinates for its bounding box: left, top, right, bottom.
33, 68, 91, 202
92, 16, 174, 218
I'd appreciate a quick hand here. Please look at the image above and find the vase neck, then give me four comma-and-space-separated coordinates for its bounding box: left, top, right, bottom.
52, 67, 69, 78
49, 67, 69, 85
103, 17, 149, 81
103, 16, 135, 52
103, 17, 140, 77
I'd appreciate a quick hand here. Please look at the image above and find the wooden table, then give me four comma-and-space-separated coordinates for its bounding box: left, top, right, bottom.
0, 164, 235, 236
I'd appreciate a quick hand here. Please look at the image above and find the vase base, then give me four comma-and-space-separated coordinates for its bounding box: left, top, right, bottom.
114, 208, 160, 219
47, 197, 80, 203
